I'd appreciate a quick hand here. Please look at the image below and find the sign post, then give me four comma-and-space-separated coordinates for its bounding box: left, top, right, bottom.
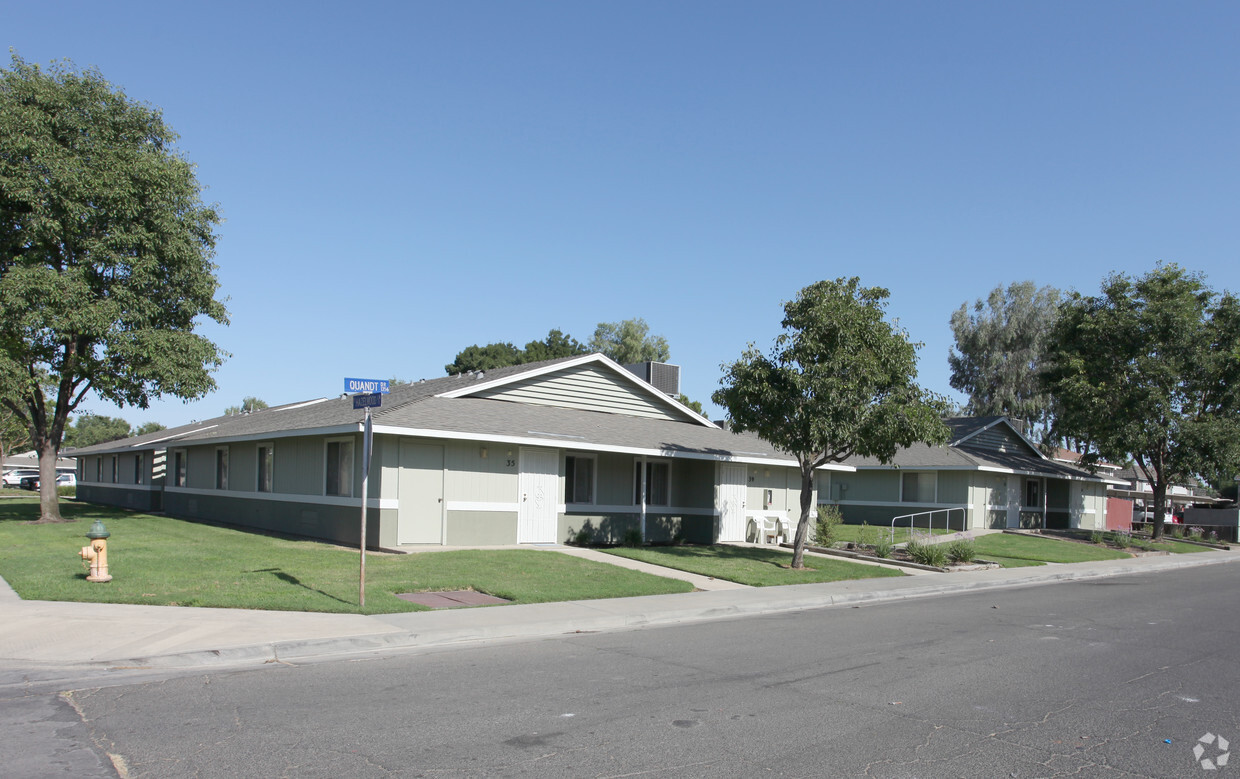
345, 379, 389, 608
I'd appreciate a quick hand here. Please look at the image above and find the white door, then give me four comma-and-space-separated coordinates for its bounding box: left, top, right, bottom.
518, 448, 559, 543
1006, 475, 1022, 529
718, 463, 748, 542
398, 442, 444, 544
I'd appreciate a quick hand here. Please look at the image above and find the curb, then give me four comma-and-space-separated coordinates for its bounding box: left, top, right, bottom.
85, 548, 1240, 673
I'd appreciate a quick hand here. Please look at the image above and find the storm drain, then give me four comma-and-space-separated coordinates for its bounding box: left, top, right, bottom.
396, 590, 510, 608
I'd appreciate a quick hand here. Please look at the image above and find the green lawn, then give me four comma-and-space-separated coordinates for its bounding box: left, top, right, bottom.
831, 524, 955, 545
972, 533, 1131, 566
0, 499, 692, 613
1146, 538, 1212, 554
603, 544, 905, 586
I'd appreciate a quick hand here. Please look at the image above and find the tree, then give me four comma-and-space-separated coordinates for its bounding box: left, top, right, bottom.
0, 56, 228, 521
444, 342, 522, 375
1042, 264, 1240, 539
444, 329, 588, 374
676, 394, 703, 415
948, 281, 1060, 442
133, 421, 166, 436
520, 329, 588, 363
62, 414, 131, 448
713, 278, 950, 568
589, 318, 670, 364
224, 397, 268, 415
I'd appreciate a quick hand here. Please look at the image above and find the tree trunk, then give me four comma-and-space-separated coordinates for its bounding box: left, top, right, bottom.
789, 462, 815, 569
34, 438, 66, 523
1150, 480, 1167, 540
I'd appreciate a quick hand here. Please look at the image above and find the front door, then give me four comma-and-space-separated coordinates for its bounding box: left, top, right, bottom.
1006, 475, 1023, 529
518, 448, 558, 543
718, 463, 748, 542
398, 442, 444, 544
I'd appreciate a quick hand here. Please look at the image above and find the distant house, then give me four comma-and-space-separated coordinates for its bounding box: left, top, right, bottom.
817, 417, 1117, 532
71, 354, 851, 547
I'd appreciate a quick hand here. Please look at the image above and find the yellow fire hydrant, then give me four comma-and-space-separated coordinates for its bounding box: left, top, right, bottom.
79, 519, 113, 583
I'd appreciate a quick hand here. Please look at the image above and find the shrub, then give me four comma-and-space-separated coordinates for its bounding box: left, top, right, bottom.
857, 522, 875, 548
1089, 531, 1105, 545
945, 539, 975, 564
814, 504, 843, 546
1188, 526, 1205, 541
572, 527, 593, 546
622, 528, 643, 547
872, 535, 893, 558
905, 537, 947, 568
57, 485, 75, 498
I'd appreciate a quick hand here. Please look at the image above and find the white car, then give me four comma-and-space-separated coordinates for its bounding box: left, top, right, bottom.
2, 469, 39, 488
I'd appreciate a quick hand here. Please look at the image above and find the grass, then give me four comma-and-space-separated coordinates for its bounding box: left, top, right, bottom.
1147, 538, 1211, 554
0, 499, 692, 614
603, 544, 905, 586
972, 533, 1131, 567
830, 524, 955, 545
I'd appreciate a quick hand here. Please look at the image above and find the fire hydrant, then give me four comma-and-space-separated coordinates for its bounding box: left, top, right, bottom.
79, 519, 112, 583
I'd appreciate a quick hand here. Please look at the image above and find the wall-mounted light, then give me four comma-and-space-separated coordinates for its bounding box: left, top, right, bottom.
480, 447, 488, 459
764, 469, 771, 478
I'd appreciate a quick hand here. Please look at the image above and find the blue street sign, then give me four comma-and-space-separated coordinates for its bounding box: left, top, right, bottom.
344, 378, 390, 395
353, 393, 382, 409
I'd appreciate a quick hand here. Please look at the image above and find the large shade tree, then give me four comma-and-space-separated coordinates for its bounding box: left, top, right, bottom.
0, 56, 228, 521
714, 278, 950, 568
1042, 264, 1240, 539
948, 281, 1061, 443
589, 318, 669, 364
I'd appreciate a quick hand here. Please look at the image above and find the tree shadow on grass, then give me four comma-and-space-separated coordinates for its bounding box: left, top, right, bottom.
249, 568, 355, 606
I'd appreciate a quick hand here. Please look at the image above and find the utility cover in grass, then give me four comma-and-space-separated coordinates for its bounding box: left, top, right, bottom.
396, 591, 510, 608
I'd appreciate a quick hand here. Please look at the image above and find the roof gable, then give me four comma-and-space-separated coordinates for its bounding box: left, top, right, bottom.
438, 354, 715, 426
950, 417, 1046, 460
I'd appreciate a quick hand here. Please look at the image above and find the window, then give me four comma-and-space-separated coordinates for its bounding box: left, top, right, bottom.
257, 444, 273, 493
110, 456, 117, 483
95, 457, 102, 482
215, 447, 229, 490
634, 460, 670, 506
901, 472, 936, 503
1025, 479, 1041, 508
172, 450, 187, 487
134, 453, 144, 485
326, 439, 354, 497
565, 455, 594, 504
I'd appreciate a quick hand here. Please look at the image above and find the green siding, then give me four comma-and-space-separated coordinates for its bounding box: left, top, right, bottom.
160, 491, 394, 547
836, 471, 901, 502
446, 511, 518, 545
471, 364, 696, 422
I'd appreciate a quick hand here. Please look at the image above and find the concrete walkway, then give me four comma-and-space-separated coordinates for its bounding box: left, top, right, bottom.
1, 546, 1237, 682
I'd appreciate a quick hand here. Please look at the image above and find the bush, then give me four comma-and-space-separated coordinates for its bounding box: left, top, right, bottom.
872, 535, 893, 558
622, 528, 643, 547
57, 485, 75, 498
945, 539, 975, 564
905, 536, 947, 568
857, 522, 875, 548
572, 527, 593, 546
1090, 531, 1105, 545
813, 504, 842, 546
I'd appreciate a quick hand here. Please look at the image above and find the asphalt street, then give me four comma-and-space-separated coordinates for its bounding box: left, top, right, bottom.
14, 562, 1239, 778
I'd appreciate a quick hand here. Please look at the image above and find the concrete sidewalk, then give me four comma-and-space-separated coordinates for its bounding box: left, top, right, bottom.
1, 546, 1237, 679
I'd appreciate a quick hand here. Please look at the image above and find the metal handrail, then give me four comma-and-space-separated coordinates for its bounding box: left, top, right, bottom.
890, 507, 966, 541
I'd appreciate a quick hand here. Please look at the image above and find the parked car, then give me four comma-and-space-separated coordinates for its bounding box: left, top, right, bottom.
19, 473, 76, 490
2, 469, 39, 488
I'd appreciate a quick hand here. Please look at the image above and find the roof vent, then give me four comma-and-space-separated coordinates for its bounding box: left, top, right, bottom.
622, 361, 680, 397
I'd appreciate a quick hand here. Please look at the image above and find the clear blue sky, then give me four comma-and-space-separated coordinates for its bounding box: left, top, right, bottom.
8, 2, 1239, 429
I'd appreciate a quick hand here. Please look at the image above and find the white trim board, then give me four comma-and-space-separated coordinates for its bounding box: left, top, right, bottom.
368, 425, 854, 471
163, 485, 397, 509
